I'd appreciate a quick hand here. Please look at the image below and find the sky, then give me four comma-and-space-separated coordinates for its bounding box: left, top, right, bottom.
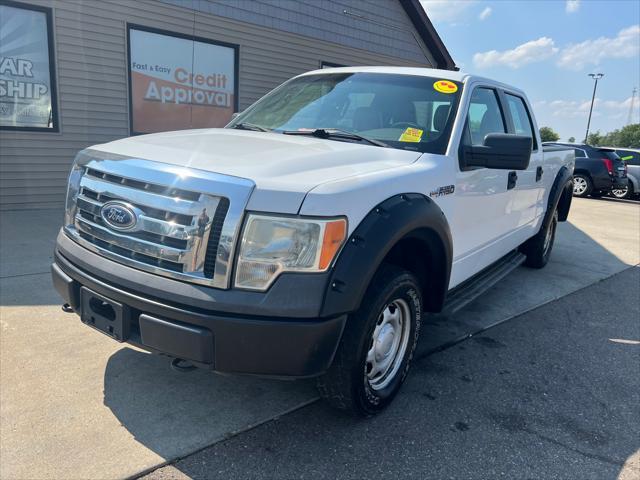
419, 0, 640, 141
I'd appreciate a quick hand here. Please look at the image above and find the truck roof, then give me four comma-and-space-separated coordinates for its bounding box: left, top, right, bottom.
298, 66, 525, 95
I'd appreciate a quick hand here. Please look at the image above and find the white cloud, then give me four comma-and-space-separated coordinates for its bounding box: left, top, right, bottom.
532, 96, 638, 140
479, 7, 492, 21
542, 97, 634, 120
473, 37, 559, 69
557, 25, 640, 70
533, 95, 639, 140
419, 0, 478, 24
566, 0, 580, 13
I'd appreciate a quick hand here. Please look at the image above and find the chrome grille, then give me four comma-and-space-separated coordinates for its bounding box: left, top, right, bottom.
64, 151, 255, 289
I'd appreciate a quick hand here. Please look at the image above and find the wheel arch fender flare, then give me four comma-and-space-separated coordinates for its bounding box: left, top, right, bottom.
320, 193, 453, 317
547, 165, 574, 226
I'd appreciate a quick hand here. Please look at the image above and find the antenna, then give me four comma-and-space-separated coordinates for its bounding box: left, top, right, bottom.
628, 87, 637, 125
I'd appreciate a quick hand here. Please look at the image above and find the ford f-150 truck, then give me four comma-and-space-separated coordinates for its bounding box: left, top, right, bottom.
52, 67, 575, 415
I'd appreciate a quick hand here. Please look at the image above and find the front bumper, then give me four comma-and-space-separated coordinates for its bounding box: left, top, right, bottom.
52, 231, 346, 378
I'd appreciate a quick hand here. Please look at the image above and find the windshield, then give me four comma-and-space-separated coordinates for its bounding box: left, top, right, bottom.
227, 73, 462, 154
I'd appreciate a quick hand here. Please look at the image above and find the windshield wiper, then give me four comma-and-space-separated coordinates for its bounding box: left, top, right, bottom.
282, 128, 389, 148
231, 122, 270, 132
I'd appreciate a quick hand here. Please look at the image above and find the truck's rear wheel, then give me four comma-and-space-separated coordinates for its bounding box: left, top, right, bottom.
316, 264, 422, 416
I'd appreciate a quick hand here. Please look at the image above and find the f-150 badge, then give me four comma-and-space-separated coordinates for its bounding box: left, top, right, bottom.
430, 185, 455, 198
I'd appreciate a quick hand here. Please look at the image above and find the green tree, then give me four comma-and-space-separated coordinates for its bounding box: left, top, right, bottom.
601, 124, 640, 148
539, 126, 560, 142
567, 136, 576, 143
587, 131, 603, 146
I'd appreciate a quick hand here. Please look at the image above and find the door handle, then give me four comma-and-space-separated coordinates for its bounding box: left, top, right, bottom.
507, 171, 518, 190
536, 166, 543, 182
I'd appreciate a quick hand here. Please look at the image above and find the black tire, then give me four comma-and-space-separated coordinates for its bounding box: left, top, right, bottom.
316, 264, 422, 416
572, 174, 592, 197
522, 210, 558, 269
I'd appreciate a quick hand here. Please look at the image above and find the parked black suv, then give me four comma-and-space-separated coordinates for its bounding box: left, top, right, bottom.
543, 143, 627, 198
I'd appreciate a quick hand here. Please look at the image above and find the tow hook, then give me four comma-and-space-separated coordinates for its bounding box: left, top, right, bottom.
61, 303, 74, 313
171, 358, 197, 372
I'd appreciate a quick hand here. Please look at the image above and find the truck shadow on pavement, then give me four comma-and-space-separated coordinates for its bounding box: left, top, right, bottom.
102, 347, 318, 464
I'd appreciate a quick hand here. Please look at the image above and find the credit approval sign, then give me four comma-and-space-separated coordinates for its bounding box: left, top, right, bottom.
128, 26, 237, 134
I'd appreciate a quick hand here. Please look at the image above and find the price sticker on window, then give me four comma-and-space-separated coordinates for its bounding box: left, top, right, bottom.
399, 127, 424, 142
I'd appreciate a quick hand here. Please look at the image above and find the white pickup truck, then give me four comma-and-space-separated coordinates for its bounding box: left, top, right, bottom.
52, 67, 575, 415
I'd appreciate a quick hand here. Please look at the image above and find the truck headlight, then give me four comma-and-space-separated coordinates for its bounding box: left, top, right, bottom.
234, 214, 347, 291
64, 150, 92, 228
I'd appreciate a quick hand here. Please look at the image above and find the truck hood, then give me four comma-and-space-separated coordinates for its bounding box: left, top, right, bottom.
91, 129, 422, 213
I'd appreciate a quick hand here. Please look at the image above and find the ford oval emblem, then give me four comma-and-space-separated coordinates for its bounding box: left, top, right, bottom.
100, 201, 138, 231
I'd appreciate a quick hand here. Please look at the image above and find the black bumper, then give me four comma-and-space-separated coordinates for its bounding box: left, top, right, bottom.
52, 233, 346, 378
612, 177, 629, 189
592, 175, 628, 191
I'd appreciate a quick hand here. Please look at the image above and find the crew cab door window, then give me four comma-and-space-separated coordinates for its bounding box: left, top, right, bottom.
505, 94, 537, 150
466, 88, 506, 146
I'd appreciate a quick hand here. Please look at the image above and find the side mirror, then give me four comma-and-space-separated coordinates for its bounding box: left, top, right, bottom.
462, 133, 532, 170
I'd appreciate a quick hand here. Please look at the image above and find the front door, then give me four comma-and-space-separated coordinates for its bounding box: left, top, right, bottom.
449, 86, 515, 287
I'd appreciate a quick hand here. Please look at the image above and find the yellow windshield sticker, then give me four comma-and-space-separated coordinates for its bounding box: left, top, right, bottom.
434, 80, 458, 94
399, 127, 424, 142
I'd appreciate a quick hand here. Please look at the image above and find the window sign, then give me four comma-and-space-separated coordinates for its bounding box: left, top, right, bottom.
0, 1, 58, 131
128, 25, 238, 134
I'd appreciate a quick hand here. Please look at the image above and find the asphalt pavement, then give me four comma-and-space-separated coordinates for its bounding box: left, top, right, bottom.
145, 266, 640, 480
1, 197, 638, 479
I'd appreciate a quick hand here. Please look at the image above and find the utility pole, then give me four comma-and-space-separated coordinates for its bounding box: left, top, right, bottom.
584, 73, 604, 144
627, 87, 637, 125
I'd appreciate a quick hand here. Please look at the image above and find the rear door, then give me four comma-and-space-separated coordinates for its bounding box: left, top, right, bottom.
502, 91, 543, 227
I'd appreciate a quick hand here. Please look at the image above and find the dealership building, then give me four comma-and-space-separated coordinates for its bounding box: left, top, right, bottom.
0, 0, 455, 210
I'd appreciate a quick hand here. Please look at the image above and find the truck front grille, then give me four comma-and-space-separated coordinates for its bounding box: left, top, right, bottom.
64, 152, 254, 289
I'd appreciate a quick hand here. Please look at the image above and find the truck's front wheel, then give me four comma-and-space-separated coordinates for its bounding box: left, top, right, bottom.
317, 265, 422, 416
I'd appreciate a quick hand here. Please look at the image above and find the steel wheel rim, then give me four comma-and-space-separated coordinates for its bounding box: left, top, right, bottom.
573, 177, 587, 195
366, 298, 412, 391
